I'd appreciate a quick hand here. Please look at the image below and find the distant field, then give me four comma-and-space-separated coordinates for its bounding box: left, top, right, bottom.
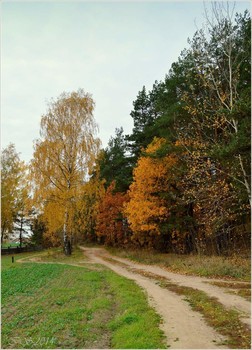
2, 242, 21, 248
1, 249, 166, 349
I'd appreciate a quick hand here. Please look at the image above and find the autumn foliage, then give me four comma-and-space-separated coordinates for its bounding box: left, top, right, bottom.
124, 138, 178, 248
96, 182, 130, 246
3, 6, 249, 257
30, 90, 100, 254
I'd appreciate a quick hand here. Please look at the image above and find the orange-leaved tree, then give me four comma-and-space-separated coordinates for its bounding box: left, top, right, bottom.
96, 182, 130, 246
124, 137, 178, 248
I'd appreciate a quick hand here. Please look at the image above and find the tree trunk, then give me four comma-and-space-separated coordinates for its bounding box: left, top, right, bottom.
19, 217, 23, 248
63, 210, 71, 255
237, 154, 251, 206
1, 223, 6, 245
63, 236, 71, 255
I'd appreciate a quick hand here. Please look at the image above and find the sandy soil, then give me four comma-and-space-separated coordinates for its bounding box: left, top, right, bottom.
80, 246, 249, 349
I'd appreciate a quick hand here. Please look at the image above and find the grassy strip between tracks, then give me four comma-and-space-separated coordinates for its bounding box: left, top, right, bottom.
205, 280, 251, 302
1, 249, 166, 349
160, 281, 251, 349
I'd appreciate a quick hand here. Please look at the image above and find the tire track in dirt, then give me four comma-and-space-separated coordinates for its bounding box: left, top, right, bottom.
80, 246, 228, 349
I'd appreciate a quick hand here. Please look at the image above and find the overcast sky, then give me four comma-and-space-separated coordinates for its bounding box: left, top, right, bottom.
2, 0, 250, 163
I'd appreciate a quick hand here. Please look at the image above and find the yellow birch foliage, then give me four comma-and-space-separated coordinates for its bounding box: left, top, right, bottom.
30, 90, 100, 245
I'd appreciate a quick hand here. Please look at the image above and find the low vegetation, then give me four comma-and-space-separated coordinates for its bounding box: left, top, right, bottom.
34, 247, 88, 264
1, 249, 165, 349
108, 247, 251, 281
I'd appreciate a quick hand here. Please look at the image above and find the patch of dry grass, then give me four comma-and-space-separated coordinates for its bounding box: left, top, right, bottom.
205, 281, 251, 289
227, 289, 251, 302
107, 247, 251, 281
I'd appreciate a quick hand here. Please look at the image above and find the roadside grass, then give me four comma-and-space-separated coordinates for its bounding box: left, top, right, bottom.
1, 249, 166, 349
107, 247, 251, 281
107, 273, 165, 349
104, 256, 251, 349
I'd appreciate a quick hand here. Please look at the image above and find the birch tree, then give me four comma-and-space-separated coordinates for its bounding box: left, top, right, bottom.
31, 89, 100, 254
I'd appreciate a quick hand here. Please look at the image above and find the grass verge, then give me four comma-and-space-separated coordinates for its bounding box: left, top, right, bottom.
1, 248, 166, 349
107, 247, 251, 281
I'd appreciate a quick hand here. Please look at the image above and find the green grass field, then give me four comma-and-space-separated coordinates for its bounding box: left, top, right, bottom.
1, 242, 27, 248
1, 250, 166, 349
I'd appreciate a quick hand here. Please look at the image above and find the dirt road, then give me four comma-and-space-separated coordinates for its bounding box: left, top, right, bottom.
79, 246, 251, 349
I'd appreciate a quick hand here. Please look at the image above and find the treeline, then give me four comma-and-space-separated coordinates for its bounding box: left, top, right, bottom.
95, 6, 251, 255
1, 5, 250, 256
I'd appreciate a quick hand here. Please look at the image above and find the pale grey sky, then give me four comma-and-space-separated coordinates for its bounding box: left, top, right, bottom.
1, 1, 250, 162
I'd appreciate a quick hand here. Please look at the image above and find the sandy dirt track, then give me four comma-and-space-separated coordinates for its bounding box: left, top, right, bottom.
79, 246, 251, 349
85, 248, 251, 322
